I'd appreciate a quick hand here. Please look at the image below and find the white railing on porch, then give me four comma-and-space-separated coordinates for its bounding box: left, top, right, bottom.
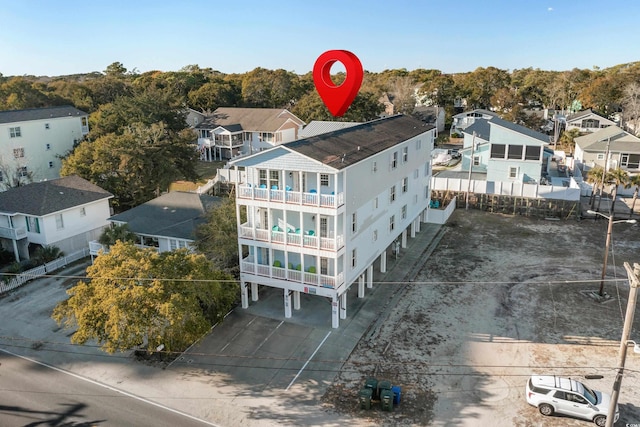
431, 176, 581, 201
240, 258, 343, 289
238, 185, 344, 208
0, 226, 27, 240
239, 223, 344, 250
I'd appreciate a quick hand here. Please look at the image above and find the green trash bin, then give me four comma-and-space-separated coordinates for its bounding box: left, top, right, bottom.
380, 388, 393, 411
377, 379, 391, 398
358, 388, 373, 409
365, 377, 378, 399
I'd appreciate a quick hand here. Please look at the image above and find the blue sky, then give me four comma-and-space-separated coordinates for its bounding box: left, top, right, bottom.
1, 0, 639, 77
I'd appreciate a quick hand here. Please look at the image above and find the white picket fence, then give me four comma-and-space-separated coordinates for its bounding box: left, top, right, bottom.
0, 247, 90, 295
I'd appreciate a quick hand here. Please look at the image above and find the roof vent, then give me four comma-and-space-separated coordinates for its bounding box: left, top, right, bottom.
357, 146, 360, 151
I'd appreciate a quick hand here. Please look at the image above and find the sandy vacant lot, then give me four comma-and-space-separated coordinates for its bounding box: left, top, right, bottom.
324, 209, 640, 426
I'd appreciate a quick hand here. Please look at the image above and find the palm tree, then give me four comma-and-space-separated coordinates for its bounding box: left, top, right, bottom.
98, 223, 137, 247
586, 166, 605, 209
33, 245, 64, 264
628, 175, 640, 218
558, 128, 581, 154
603, 168, 630, 216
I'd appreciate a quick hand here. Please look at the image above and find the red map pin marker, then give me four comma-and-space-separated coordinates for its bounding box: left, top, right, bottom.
313, 50, 363, 117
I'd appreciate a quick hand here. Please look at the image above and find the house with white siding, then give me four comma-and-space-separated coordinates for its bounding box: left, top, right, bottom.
566, 109, 615, 133
574, 125, 640, 173
0, 176, 112, 262
90, 191, 221, 256
229, 115, 435, 328
0, 106, 89, 185
193, 107, 305, 161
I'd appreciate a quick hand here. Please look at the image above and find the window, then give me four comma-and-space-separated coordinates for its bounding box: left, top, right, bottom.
352, 212, 357, 233
9, 127, 21, 138
351, 249, 357, 268
259, 169, 267, 187
320, 217, 328, 238
13, 148, 24, 158
402, 147, 408, 162
81, 117, 88, 127
490, 144, 506, 159
170, 239, 178, 251
525, 146, 541, 161
80, 207, 86, 217
372, 161, 377, 172
414, 168, 419, 179
0, 172, 3, 182
416, 139, 422, 150
320, 257, 328, 275
48, 161, 54, 168
389, 185, 396, 203
55, 214, 64, 230
424, 163, 430, 176
413, 194, 418, 204
26, 217, 40, 233
46, 143, 51, 150
389, 215, 395, 232
45, 123, 50, 129
507, 145, 523, 160
320, 174, 329, 186
473, 156, 480, 166
373, 197, 378, 209
401, 205, 407, 219
597, 153, 605, 160
582, 118, 600, 128
425, 185, 430, 199
402, 177, 408, 193
509, 167, 518, 179
373, 230, 378, 242
269, 170, 278, 188
391, 151, 398, 169
19, 166, 28, 177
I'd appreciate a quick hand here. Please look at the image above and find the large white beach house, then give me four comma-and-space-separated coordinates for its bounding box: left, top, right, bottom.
230, 114, 435, 328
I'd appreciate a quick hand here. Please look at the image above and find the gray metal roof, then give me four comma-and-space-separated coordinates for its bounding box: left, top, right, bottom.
0, 105, 88, 124
462, 116, 550, 144
195, 108, 305, 132
575, 126, 640, 153
0, 176, 113, 216
285, 115, 433, 170
109, 191, 222, 240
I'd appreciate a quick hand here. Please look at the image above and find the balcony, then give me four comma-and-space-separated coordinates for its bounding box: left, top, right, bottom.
241, 257, 343, 288
0, 226, 27, 240
238, 185, 344, 208
239, 223, 344, 250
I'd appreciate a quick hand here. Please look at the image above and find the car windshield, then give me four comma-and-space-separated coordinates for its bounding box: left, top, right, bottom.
582, 384, 598, 405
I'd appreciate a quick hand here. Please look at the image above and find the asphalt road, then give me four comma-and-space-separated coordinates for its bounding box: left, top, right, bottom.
0, 350, 218, 427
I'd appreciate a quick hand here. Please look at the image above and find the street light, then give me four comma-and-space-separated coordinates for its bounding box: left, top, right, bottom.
605, 262, 639, 427
587, 210, 637, 296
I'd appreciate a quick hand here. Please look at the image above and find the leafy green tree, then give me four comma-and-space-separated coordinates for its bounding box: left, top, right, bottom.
61, 122, 199, 210
32, 245, 64, 264
557, 128, 581, 154
188, 79, 239, 111
292, 90, 381, 123
52, 241, 237, 354
457, 67, 511, 109
195, 195, 244, 277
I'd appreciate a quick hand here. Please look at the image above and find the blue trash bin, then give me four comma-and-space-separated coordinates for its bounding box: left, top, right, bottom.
391, 385, 401, 405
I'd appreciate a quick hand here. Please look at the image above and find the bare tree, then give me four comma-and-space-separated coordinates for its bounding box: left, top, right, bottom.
622, 82, 640, 135
387, 76, 417, 114
0, 161, 34, 190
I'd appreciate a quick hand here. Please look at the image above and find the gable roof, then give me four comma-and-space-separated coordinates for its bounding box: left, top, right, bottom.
574, 126, 640, 152
195, 107, 305, 132
0, 105, 88, 124
462, 116, 549, 144
452, 108, 499, 119
285, 115, 433, 170
298, 120, 362, 139
0, 175, 113, 216
566, 108, 611, 123
108, 192, 222, 240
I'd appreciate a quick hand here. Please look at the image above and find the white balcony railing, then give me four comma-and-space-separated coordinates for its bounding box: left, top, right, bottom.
239, 223, 344, 250
237, 185, 344, 208
240, 257, 344, 289
0, 226, 27, 240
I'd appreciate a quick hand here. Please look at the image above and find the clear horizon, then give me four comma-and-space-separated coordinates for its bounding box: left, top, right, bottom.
1, 1, 639, 77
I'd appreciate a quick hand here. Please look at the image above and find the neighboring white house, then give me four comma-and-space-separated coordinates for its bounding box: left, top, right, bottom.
458, 116, 554, 184
0, 106, 89, 185
450, 109, 499, 136
229, 114, 435, 328
90, 191, 222, 257
574, 125, 640, 173
565, 109, 615, 133
0, 175, 113, 262
298, 120, 362, 139
191, 107, 306, 161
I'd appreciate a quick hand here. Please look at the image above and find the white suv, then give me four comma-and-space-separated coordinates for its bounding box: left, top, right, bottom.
525, 375, 619, 426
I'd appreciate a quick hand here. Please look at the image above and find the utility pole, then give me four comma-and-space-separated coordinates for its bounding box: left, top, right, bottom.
465, 131, 476, 210
605, 262, 640, 427
596, 137, 611, 214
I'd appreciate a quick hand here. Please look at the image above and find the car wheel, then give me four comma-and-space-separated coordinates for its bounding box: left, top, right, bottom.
538, 404, 554, 416
593, 415, 606, 427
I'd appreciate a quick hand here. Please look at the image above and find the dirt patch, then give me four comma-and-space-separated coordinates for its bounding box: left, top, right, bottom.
323, 209, 640, 425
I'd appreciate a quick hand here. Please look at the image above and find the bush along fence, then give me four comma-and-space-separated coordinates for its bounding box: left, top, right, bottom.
431, 190, 580, 220
0, 247, 90, 295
